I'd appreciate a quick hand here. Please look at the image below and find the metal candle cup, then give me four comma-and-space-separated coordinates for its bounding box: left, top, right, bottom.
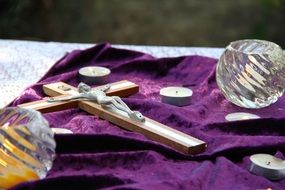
249, 154, 285, 180
160, 87, 192, 106
78, 66, 111, 85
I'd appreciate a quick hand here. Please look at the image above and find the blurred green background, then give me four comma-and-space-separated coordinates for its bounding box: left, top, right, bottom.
0, 0, 284, 47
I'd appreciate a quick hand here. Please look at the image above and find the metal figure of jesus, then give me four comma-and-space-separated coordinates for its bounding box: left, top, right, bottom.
48, 83, 145, 122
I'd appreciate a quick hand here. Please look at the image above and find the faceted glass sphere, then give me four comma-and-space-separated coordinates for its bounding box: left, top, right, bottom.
216, 39, 285, 108
0, 107, 56, 189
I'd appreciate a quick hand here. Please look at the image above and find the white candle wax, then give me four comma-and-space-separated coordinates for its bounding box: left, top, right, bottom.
51, 128, 73, 134
225, 112, 260, 121
78, 66, 111, 85
160, 86, 193, 106
249, 154, 285, 180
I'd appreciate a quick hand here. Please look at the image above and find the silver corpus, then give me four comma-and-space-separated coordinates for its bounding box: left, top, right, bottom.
48, 83, 145, 123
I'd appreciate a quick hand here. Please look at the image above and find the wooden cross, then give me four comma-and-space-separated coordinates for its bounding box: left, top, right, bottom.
18, 80, 206, 155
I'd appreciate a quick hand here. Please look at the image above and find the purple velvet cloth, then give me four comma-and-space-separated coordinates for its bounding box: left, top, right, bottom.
9, 43, 285, 189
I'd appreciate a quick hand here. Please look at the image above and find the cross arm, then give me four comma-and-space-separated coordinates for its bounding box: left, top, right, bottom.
18, 80, 139, 113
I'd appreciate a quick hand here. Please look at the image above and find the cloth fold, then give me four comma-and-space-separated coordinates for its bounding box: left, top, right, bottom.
10, 43, 285, 190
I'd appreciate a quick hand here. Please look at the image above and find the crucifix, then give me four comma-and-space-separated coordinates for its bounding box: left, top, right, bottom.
18, 80, 206, 155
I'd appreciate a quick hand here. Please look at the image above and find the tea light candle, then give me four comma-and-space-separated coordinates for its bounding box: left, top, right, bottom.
78, 66, 111, 85
249, 154, 285, 180
225, 112, 260, 121
160, 86, 193, 106
51, 128, 73, 134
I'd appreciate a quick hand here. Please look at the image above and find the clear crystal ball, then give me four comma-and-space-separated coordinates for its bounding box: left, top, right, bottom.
0, 107, 56, 189
216, 39, 285, 108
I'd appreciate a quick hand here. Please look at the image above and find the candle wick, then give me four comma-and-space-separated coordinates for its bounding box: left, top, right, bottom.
266, 161, 271, 165
176, 91, 178, 94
